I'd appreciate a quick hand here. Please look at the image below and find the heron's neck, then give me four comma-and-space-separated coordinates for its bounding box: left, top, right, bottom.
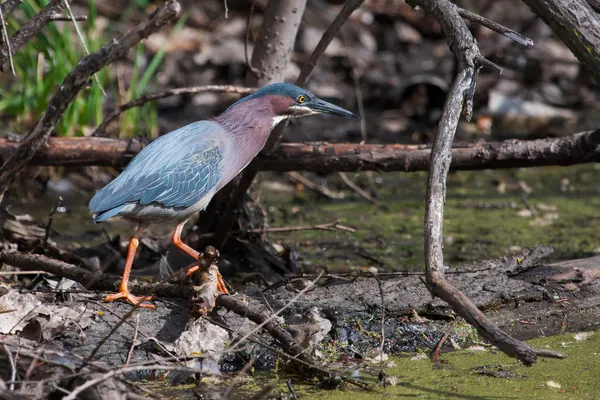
215, 98, 286, 139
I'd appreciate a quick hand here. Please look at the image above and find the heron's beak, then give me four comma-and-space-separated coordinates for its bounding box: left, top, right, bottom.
308, 99, 360, 119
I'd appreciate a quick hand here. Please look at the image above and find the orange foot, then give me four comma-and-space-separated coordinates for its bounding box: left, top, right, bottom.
104, 291, 156, 309
186, 266, 229, 295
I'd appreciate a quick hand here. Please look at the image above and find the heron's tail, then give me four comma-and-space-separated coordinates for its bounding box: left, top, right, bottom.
93, 205, 125, 223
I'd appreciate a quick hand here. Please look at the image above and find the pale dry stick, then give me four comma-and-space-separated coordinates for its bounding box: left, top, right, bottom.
286, 171, 344, 200
223, 0, 228, 18
338, 171, 388, 210
125, 313, 140, 367
0, 5, 15, 75
227, 271, 323, 354
48, 12, 86, 21
456, 6, 534, 47
62, 0, 106, 97
0, 270, 46, 275
63, 365, 211, 400
2, 345, 16, 391
247, 220, 355, 233
0, 0, 182, 200
91, 85, 255, 137
370, 272, 386, 369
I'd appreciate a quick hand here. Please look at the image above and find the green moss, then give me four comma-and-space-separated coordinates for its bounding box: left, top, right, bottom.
298, 330, 600, 399
261, 164, 600, 271
145, 331, 600, 399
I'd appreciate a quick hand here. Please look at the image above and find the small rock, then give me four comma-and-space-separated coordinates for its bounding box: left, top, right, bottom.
574, 332, 593, 341
466, 345, 487, 352
546, 380, 561, 389
517, 209, 533, 217
411, 353, 428, 361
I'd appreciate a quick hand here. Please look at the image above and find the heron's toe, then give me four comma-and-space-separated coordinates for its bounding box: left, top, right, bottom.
104, 291, 156, 309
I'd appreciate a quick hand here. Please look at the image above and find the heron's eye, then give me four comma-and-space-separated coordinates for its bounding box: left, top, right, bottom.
297, 95, 307, 104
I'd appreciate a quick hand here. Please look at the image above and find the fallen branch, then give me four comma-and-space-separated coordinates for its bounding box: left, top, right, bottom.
2, 130, 600, 171
408, 0, 565, 365
0, 0, 181, 199
0, 250, 201, 300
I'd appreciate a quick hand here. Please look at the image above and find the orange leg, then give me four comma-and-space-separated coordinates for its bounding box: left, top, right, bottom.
105, 232, 155, 309
172, 221, 229, 295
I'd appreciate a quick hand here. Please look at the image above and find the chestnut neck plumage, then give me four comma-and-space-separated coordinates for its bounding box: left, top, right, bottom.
213, 96, 290, 182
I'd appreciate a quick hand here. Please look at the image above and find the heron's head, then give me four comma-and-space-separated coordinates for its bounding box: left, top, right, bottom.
226, 83, 359, 126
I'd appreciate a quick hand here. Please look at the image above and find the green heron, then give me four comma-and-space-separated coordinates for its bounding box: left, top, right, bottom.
89, 82, 358, 308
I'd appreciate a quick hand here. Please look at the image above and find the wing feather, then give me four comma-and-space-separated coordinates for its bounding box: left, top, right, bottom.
89, 121, 226, 214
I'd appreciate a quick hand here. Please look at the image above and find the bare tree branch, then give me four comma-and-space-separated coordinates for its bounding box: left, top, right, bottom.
408, 0, 565, 365
0, 0, 23, 18
456, 6, 534, 47
0, 0, 64, 69
521, 0, 600, 82
4, 130, 600, 172
91, 85, 255, 137
296, 0, 366, 84
0, 0, 181, 200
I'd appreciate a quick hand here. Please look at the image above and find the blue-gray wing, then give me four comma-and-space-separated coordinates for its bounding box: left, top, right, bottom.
89, 121, 225, 215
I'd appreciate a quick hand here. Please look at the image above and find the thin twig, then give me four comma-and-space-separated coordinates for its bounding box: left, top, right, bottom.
223, 0, 228, 18
62, 0, 105, 96
370, 272, 386, 372
48, 12, 86, 21
296, 0, 365, 85
286, 171, 344, 200
125, 313, 140, 366
432, 332, 449, 363
43, 196, 62, 247
244, 0, 258, 75
2, 345, 16, 391
91, 85, 254, 137
0, 270, 46, 275
0, 5, 15, 75
338, 172, 388, 210
457, 6, 534, 47
287, 379, 297, 399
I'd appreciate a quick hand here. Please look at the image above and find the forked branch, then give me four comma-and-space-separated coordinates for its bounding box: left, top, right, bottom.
407, 0, 565, 365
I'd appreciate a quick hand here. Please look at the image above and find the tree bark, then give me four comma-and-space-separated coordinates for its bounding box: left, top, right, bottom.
521, 0, 600, 82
